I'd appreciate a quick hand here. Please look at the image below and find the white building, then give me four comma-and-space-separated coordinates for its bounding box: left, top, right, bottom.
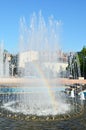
18, 50, 68, 77
19, 51, 39, 68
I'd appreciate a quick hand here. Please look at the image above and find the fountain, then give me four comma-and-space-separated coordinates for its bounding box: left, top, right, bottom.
4, 56, 10, 77
0, 12, 83, 120
80, 92, 85, 100
18, 12, 70, 116
70, 89, 75, 98
0, 41, 10, 77
0, 42, 4, 77
67, 52, 81, 79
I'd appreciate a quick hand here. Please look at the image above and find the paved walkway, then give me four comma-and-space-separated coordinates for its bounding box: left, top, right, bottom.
59, 78, 86, 85
0, 78, 85, 86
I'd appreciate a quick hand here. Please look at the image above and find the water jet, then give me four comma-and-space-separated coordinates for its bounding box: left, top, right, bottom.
0, 12, 85, 121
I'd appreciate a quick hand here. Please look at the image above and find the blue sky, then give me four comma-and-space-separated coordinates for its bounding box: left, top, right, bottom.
0, 0, 86, 54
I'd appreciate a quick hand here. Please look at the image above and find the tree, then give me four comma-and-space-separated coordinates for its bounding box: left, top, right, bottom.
78, 46, 86, 79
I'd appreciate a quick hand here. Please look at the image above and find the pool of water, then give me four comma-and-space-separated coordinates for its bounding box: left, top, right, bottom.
0, 86, 85, 129
0, 86, 66, 93
0, 86, 71, 116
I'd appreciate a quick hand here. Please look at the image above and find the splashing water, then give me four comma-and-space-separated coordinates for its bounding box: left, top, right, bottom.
0, 41, 9, 77
2, 12, 71, 116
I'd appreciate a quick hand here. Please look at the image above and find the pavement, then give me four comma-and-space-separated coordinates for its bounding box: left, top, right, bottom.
0, 78, 86, 86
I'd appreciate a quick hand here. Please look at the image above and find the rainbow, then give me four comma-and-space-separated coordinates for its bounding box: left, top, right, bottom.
33, 62, 58, 111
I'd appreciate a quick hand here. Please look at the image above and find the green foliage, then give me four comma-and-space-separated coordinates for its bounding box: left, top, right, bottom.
78, 46, 86, 78
81, 46, 86, 55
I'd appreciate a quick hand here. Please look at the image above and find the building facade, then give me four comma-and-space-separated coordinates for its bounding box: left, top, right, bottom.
18, 50, 68, 77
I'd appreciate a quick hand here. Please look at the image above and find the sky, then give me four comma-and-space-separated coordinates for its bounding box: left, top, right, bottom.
0, 0, 86, 54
